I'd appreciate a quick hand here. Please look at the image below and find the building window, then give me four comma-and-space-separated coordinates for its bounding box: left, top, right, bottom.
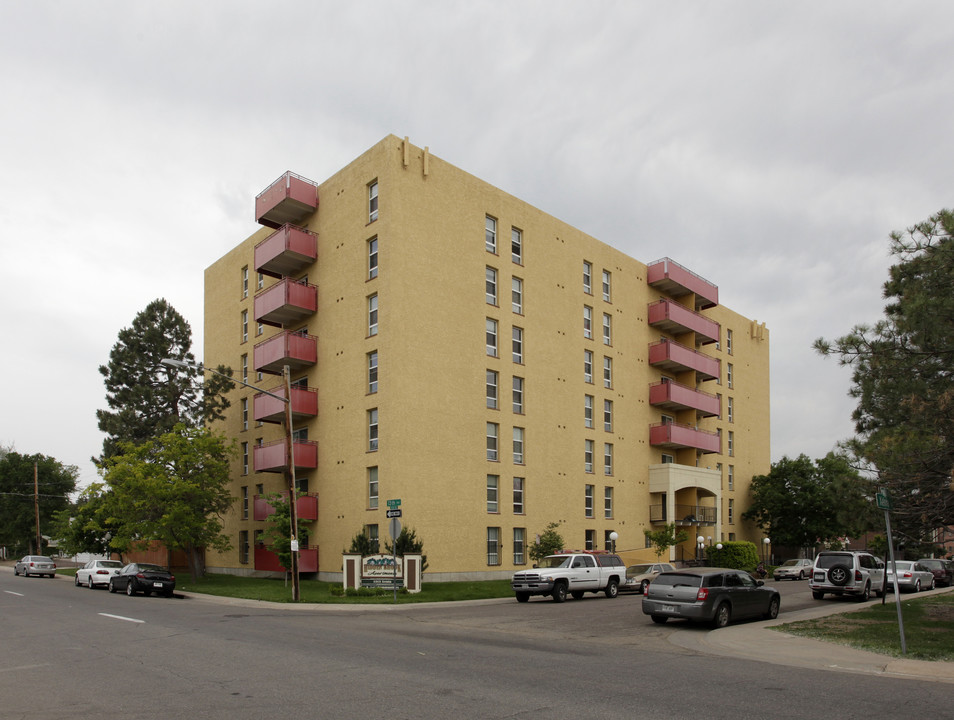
728, 465, 734, 491
368, 467, 379, 509
604, 486, 613, 519
257, 321, 264, 337
241, 354, 248, 384
241, 398, 248, 431
513, 477, 525, 514
603, 356, 612, 388
257, 272, 264, 290
487, 475, 499, 513
728, 430, 734, 457
583, 261, 592, 294
604, 443, 613, 475
661, 453, 674, 463
368, 294, 378, 337
241, 310, 248, 343
486, 422, 499, 461
368, 408, 379, 452
487, 527, 501, 566
585, 484, 594, 518
584, 395, 594, 428
584, 350, 593, 383
603, 399, 613, 432
366, 524, 380, 553
486, 369, 498, 409
727, 397, 734, 423
585, 529, 596, 551
368, 237, 379, 279
512, 327, 523, 364
241, 486, 249, 519
604, 530, 615, 552
513, 427, 524, 464
513, 527, 526, 564
368, 351, 378, 394
511, 277, 523, 314
726, 328, 733, 355
602, 270, 611, 302
241, 442, 248, 475
727, 363, 734, 389
368, 181, 378, 222
511, 227, 522, 264
584, 439, 594, 473
486, 266, 498, 305
486, 318, 498, 357
602, 313, 612, 345
512, 376, 524, 414
239, 530, 249, 564
485, 216, 497, 253
241, 266, 249, 299
728, 498, 735, 524
583, 305, 593, 339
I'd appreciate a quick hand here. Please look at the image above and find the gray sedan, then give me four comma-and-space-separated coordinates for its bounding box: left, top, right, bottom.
886, 561, 935, 593
13, 556, 57, 578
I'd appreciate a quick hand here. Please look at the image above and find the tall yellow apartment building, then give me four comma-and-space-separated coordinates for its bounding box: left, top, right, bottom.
204, 135, 770, 581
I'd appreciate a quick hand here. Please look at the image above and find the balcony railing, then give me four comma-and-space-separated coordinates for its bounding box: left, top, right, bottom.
255, 171, 318, 229
253, 385, 318, 424
254, 278, 317, 328
253, 439, 318, 473
254, 331, 317, 375
649, 504, 718, 525
649, 380, 720, 418
254, 224, 318, 279
648, 299, 720, 345
649, 421, 721, 454
254, 543, 318, 573
252, 492, 319, 522
647, 257, 719, 310
648, 339, 720, 381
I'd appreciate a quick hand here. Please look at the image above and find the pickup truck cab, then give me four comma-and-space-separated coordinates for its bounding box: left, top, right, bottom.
511, 551, 626, 602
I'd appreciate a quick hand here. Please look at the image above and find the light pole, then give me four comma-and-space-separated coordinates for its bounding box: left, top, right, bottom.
161, 358, 301, 601
609, 531, 618, 553
763, 537, 771, 565
696, 535, 705, 564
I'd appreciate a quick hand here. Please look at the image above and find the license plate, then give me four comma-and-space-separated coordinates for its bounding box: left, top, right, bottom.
153, 582, 164, 588
661, 604, 676, 613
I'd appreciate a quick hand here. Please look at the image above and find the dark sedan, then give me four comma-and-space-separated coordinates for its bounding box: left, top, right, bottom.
917, 558, 954, 587
108, 563, 176, 597
642, 567, 780, 628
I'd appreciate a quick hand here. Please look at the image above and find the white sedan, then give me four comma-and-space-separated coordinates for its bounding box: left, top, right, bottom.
75, 559, 124, 589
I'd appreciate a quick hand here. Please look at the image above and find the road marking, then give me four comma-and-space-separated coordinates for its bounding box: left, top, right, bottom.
0, 663, 50, 674
3, 591, 24, 596
99, 613, 145, 624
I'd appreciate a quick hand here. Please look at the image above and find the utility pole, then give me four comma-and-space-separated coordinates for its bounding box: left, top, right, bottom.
283, 365, 301, 602
34, 462, 41, 554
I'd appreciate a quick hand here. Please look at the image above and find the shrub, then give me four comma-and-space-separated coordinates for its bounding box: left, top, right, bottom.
706, 541, 759, 569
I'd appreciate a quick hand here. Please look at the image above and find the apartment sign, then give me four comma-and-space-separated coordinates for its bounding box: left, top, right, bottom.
362, 553, 403, 579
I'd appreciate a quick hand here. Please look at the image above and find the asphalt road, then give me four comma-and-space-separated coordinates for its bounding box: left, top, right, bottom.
2, 571, 946, 719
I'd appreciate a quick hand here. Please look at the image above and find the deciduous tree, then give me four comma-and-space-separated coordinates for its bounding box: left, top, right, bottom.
0, 450, 77, 555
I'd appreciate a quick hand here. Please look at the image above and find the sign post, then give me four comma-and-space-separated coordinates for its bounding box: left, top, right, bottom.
389, 514, 402, 603
878, 488, 906, 654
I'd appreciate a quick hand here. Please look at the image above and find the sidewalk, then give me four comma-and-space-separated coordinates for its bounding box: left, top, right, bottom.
669, 587, 954, 683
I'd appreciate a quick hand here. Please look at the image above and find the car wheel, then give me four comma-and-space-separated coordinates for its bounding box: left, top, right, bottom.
828, 564, 850, 586
515, 592, 530, 603
712, 602, 731, 629
74, 574, 81, 586
764, 595, 780, 620
800, 570, 808, 580
88, 576, 95, 589
812, 590, 825, 600
13, 567, 18, 576
604, 579, 619, 599
571, 591, 585, 600
126, 581, 136, 597
640, 580, 650, 594
651, 615, 667, 624
914, 580, 921, 593
108, 579, 116, 593
551, 582, 567, 603
929, 578, 936, 590
856, 583, 870, 602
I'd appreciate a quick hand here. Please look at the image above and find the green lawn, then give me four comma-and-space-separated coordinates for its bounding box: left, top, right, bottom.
774, 591, 954, 661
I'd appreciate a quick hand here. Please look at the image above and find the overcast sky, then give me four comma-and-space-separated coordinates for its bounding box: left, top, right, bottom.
2, 1, 952, 493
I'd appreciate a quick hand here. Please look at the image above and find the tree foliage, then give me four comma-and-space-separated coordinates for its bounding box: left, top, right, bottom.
260, 493, 293, 572
50, 482, 121, 559
815, 209, 954, 545
0, 450, 78, 555
529, 521, 565, 564
384, 527, 428, 572
742, 453, 874, 550
100, 424, 235, 580
96, 298, 234, 463
643, 523, 689, 560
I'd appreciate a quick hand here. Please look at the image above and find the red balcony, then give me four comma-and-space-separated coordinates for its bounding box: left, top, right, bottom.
253, 439, 318, 473
648, 339, 720, 381
254, 544, 318, 573
648, 299, 720, 345
649, 421, 721, 454
253, 385, 318, 424
253, 492, 319, 522
255, 172, 318, 229
649, 380, 720, 418
647, 257, 719, 310
254, 278, 317, 328
254, 331, 317, 375
255, 224, 318, 279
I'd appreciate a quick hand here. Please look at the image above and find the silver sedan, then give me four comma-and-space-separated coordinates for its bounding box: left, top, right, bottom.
14, 556, 57, 578
886, 561, 936, 593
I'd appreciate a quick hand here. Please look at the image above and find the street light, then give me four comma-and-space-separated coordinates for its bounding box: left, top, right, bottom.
160, 357, 301, 601
609, 531, 618, 553
697, 535, 705, 564
763, 537, 771, 565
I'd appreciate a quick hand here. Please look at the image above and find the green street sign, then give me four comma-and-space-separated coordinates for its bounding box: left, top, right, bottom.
387, 498, 401, 509
876, 492, 892, 510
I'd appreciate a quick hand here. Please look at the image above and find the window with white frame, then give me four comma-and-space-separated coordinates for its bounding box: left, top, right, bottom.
257, 272, 264, 290
241, 442, 248, 475
368, 408, 378, 451
513, 427, 524, 464
728, 430, 734, 457
585, 439, 594, 473
485, 216, 497, 253
728, 465, 734, 491
511, 227, 522, 264
368, 180, 378, 222
368, 237, 378, 279
511, 277, 523, 314
241, 486, 249, 519
584, 395, 594, 428
368, 294, 378, 336
486, 318, 498, 357
603, 356, 612, 388
584, 350, 593, 383
512, 376, 524, 414
585, 484, 594, 518
487, 527, 501, 565
602, 269, 611, 302
368, 466, 378, 509
241, 266, 249, 299
487, 475, 499, 513
486, 266, 498, 305
366, 524, 379, 553
602, 313, 612, 345
241, 354, 248, 384
583, 261, 592, 294
603, 399, 613, 432
241, 310, 248, 343
256, 321, 264, 337
727, 363, 733, 389
661, 453, 674, 463
604, 486, 613, 518
513, 527, 526, 564
368, 351, 378, 394
513, 477, 525, 514
583, 305, 593, 339
486, 422, 499, 461
512, 326, 523, 363
239, 530, 249, 564
726, 328, 733, 355
585, 529, 596, 551
728, 498, 734, 524
727, 396, 734, 423
604, 443, 613, 475
486, 369, 498, 409
241, 398, 248, 431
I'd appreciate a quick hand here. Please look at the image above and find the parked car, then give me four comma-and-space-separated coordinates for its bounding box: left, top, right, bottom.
108, 563, 176, 597
810, 550, 884, 602
75, 559, 124, 589
13, 556, 56, 578
622, 562, 676, 594
773, 558, 813, 581
641, 567, 780, 628
511, 551, 625, 602
886, 561, 935, 593
917, 558, 954, 587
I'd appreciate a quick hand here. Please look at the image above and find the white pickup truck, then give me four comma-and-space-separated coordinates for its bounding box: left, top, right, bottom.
511, 552, 626, 602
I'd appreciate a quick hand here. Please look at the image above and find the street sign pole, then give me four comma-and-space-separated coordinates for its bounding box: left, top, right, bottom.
389, 515, 402, 603
880, 488, 906, 654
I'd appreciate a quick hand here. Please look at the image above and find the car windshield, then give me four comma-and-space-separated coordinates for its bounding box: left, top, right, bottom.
627, 565, 652, 577
537, 556, 572, 569
889, 562, 913, 571
919, 560, 942, 569
31, 556, 53, 563
815, 554, 851, 569
138, 564, 166, 573
100, 561, 123, 568
652, 573, 702, 588
780, 560, 800, 567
